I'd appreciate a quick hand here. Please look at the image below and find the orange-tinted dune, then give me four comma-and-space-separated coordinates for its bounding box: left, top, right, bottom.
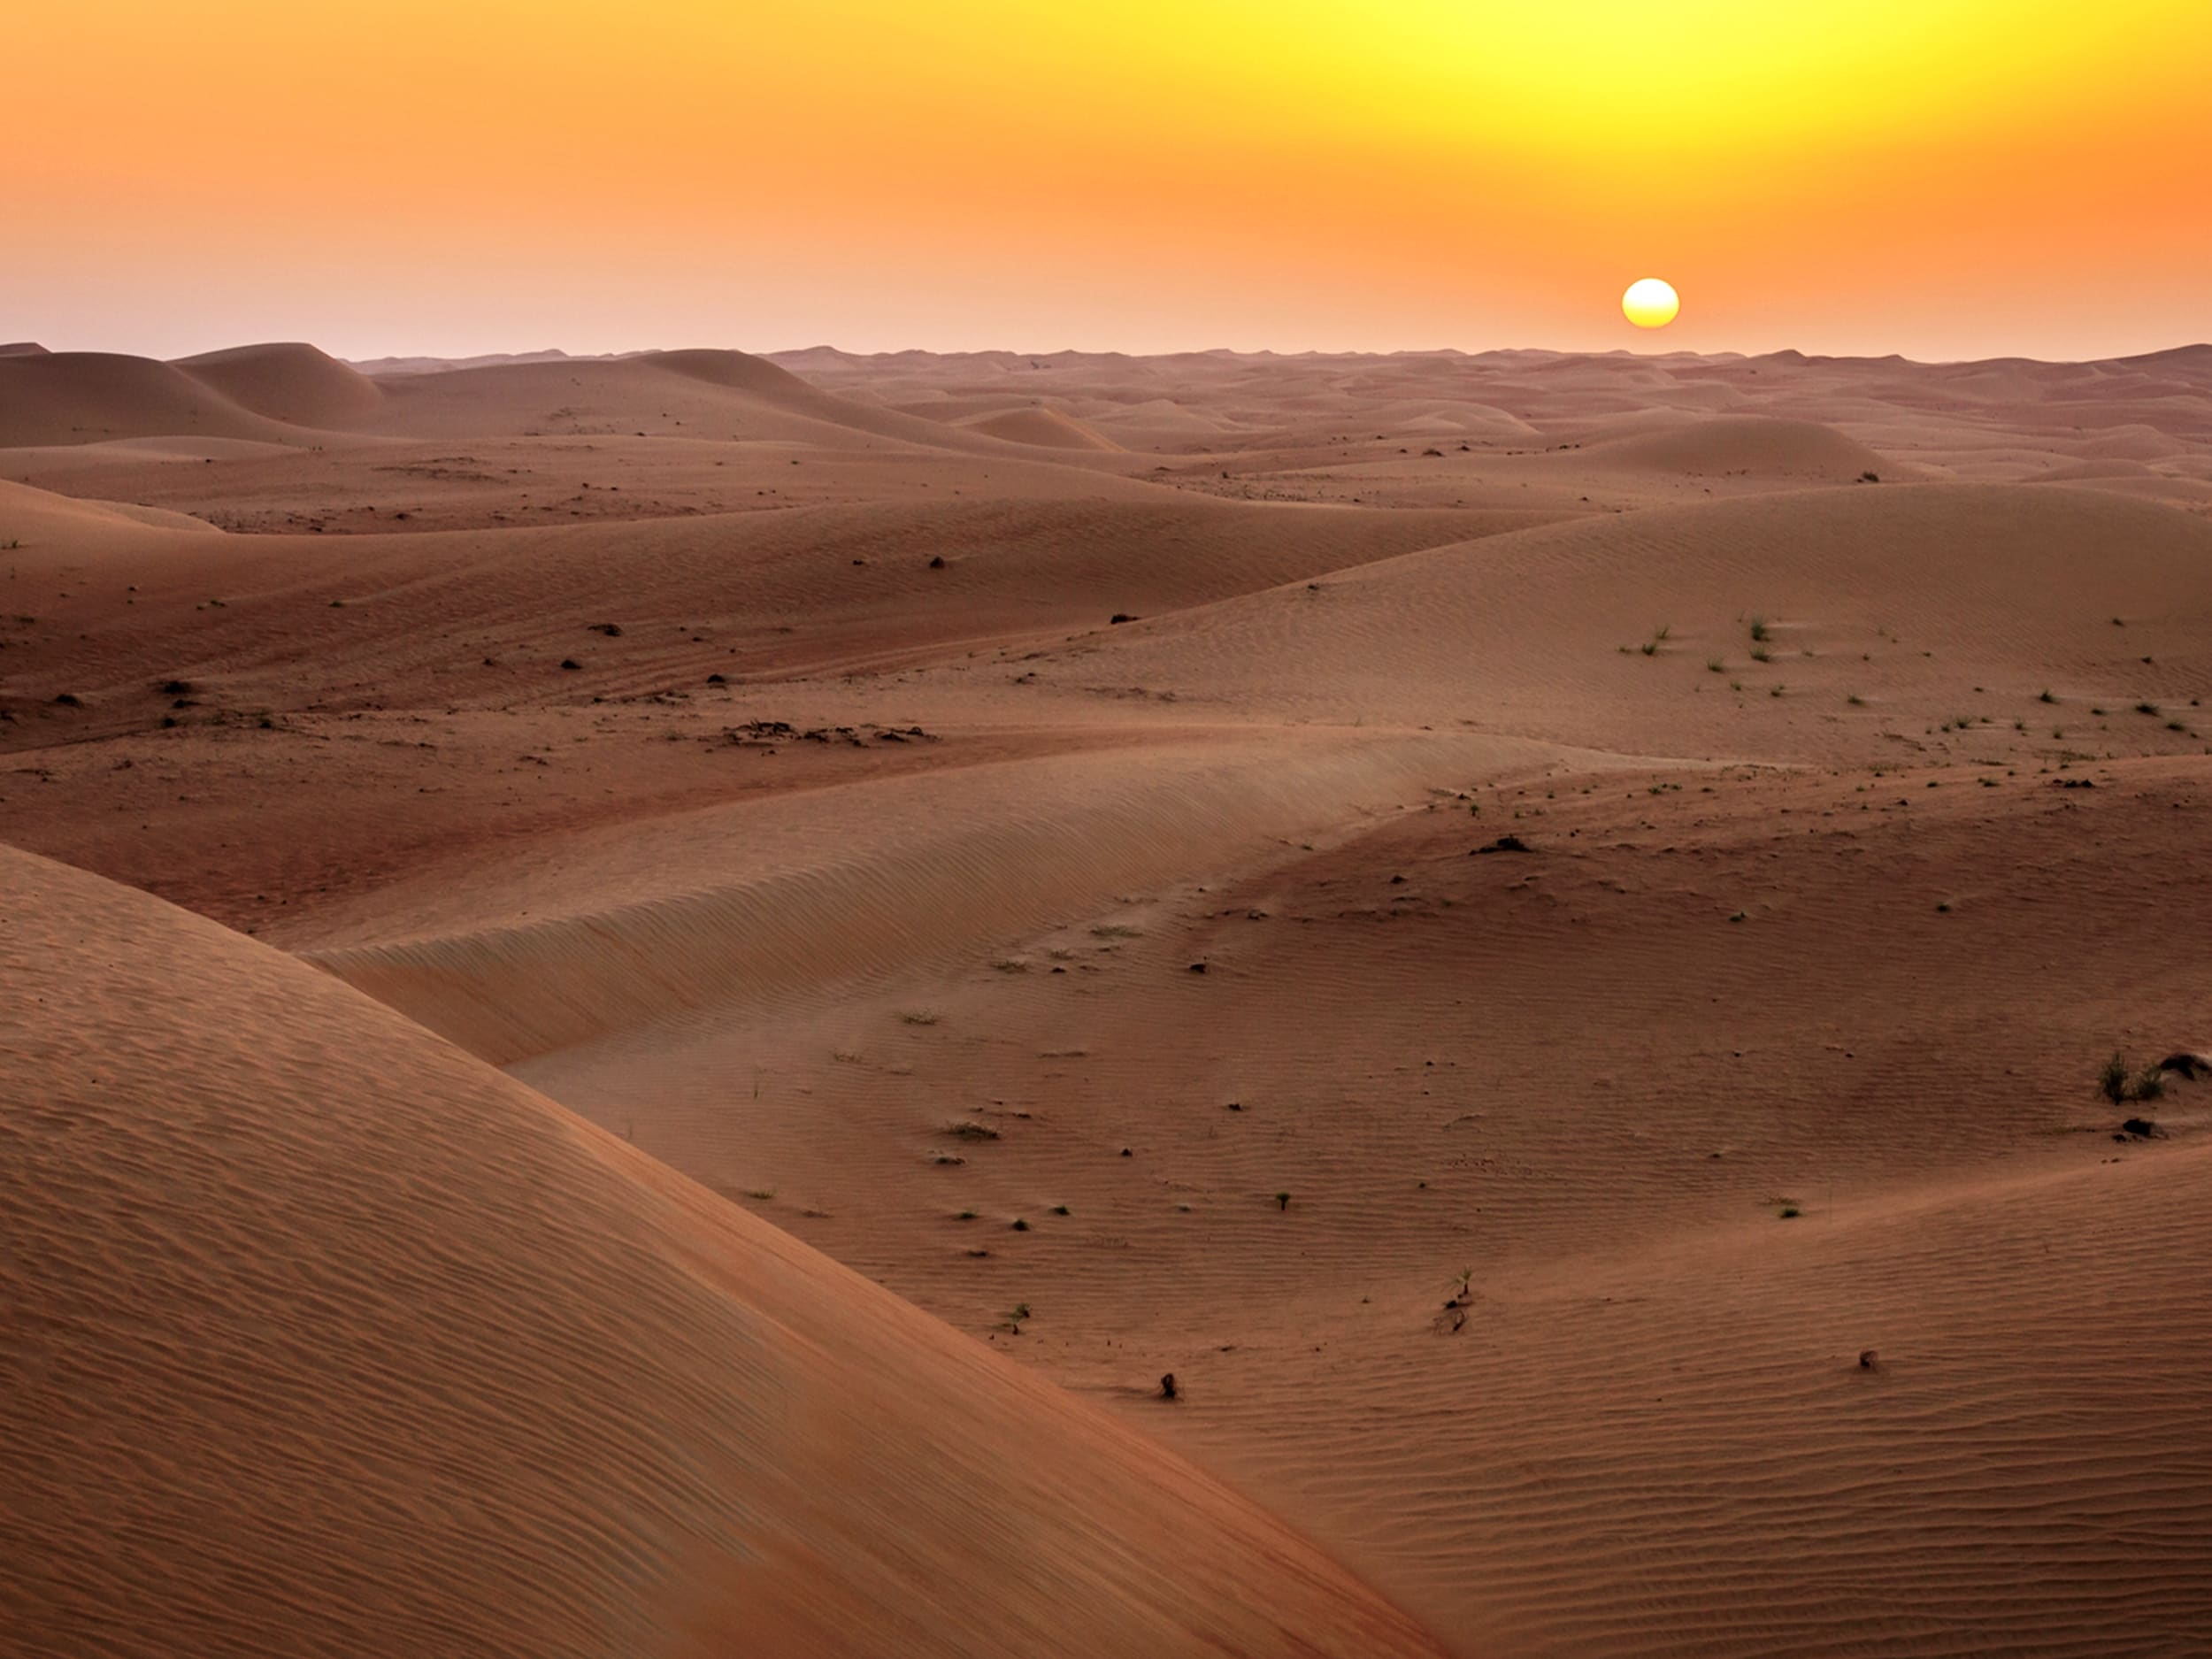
0, 846, 1446, 1659
0, 351, 306, 447
172, 342, 388, 427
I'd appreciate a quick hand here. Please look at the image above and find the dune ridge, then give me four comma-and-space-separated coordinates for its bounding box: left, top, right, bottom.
304, 728, 1547, 1064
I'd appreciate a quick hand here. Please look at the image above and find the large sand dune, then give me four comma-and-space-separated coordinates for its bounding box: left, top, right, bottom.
0, 350, 310, 447
172, 342, 388, 426
0, 846, 1446, 1659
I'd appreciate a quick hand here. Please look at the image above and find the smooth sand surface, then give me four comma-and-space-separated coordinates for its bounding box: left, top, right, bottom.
5, 340, 2212, 1655
0, 846, 1446, 1659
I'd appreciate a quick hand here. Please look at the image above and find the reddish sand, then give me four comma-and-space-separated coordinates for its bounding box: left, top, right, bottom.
5, 339, 2212, 1656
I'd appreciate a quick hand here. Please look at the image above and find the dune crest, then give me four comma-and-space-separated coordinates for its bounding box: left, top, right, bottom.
964, 404, 1124, 449
173, 342, 387, 426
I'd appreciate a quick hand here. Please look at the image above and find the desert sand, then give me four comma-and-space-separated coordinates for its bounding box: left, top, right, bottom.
4, 338, 2212, 1656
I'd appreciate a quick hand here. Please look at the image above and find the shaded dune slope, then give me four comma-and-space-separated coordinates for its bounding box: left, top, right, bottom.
172, 342, 388, 426
0, 488, 1528, 718
0, 352, 309, 447
0, 845, 1448, 1659
305, 729, 1543, 1064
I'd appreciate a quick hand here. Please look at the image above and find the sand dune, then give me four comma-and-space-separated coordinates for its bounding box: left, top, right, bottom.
964, 404, 1123, 449
356, 349, 1049, 456
173, 342, 388, 426
0, 350, 309, 447
0, 845, 1446, 1659
1585, 414, 1898, 479
0, 485, 1514, 735
0, 475, 220, 541
504, 757, 2212, 1657
976, 484, 2212, 776
303, 728, 1547, 1064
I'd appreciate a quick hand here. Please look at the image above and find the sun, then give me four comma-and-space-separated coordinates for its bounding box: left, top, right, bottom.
1623, 278, 1680, 329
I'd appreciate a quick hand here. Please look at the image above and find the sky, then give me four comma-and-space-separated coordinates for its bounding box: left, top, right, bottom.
7, 0, 2208, 362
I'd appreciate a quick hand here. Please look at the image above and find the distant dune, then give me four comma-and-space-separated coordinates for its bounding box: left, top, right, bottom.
0, 847, 1446, 1659
1586, 413, 1899, 478
173, 342, 387, 426
963, 404, 1123, 449
350, 348, 589, 375
0, 342, 49, 357
0, 351, 308, 447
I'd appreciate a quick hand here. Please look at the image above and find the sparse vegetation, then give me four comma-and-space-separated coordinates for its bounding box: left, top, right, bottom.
1706, 656, 1725, 673
2039, 688, 2058, 703
1749, 616, 1770, 642
1274, 1190, 1292, 1210
2100, 1051, 2167, 1105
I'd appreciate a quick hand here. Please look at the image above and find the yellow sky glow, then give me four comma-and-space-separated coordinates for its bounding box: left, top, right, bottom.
6, 0, 2206, 358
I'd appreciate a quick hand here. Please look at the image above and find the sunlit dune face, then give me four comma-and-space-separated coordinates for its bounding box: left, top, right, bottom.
1623, 278, 1681, 329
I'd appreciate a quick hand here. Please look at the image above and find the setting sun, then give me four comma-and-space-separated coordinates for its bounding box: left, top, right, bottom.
1623, 278, 1681, 328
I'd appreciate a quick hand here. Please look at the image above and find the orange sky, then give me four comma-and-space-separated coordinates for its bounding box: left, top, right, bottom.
6, 1, 2208, 361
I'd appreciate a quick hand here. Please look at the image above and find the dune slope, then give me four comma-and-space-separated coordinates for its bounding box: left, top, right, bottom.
0, 351, 308, 447
173, 342, 388, 426
0, 846, 1446, 1659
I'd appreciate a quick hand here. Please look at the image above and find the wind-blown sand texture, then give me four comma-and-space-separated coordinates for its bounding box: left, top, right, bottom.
5, 340, 2212, 1656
